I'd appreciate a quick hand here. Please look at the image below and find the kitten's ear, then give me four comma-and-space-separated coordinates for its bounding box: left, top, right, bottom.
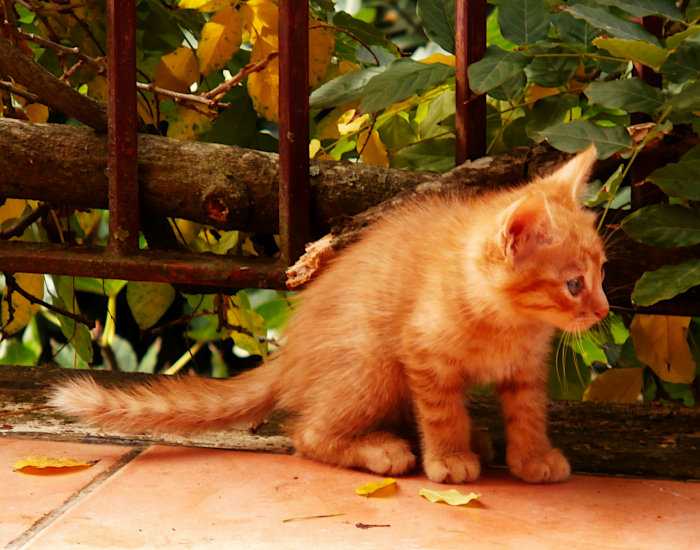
546, 144, 598, 203
499, 191, 554, 260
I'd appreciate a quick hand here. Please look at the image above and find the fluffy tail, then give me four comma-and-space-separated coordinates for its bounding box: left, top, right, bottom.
49, 358, 283, 434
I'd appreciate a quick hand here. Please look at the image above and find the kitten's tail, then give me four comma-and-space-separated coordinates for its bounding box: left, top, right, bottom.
49, 357, 283, 434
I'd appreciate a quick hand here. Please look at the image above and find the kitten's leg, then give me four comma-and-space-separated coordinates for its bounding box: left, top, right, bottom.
497, 379, 571, 483
291, 423, 416, 476
407, 364, 481, 483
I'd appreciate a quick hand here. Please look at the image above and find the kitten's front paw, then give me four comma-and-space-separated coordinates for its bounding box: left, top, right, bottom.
423, 451, 481, 483
508, 448, 570, 483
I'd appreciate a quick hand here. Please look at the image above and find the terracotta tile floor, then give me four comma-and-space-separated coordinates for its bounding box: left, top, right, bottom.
2, 438, 699, 550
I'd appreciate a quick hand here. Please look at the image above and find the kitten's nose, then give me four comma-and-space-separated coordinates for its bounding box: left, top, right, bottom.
593, 294, 609, 320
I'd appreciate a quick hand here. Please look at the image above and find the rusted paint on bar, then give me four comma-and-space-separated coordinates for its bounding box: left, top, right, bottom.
455, 0, 487, 164
0, 241, 287, 290
106, 0, 139, 255
277, 0, 311, 265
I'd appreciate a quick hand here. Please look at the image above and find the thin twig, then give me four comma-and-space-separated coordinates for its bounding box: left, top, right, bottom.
0, 202, 51, 240
203, 51, 280, 100
4, 273, 95, 329
0, 80, 40, 102
14, 28, 106, 73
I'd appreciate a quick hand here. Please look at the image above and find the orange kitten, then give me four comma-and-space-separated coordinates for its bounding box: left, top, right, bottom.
51, 146, 608, 484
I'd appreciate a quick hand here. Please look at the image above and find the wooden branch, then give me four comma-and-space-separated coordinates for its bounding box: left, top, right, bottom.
1, 364, 698, 480
0, 118, 433, 233
0, 35, 107, 131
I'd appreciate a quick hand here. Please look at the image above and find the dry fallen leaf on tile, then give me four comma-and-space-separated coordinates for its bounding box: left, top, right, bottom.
355, 477, 397, 497
13, 456, 99, 475
419, 487, 481, 506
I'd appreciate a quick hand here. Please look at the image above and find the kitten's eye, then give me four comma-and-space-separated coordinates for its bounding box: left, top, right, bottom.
567, 277, 584, 296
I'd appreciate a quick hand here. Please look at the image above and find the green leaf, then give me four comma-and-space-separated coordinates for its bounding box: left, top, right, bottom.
206, 87, 256, 147
110, 333, 138, 372
310, 66, 385, 109
126, 281, 176, 330
138, 337, 162, 373
417, 0, 455, 54
666, 79, 700, 110
592, 38, 668, 71
524, 48, 580, 87
585, 163, 624, 207
467, 46, 529, 95
418, 90, 455, 138
487, 8, 518, 51
538, 119, 632, 158
228, 291, 267, 358
584, 77, 665, 115
647, 160, 700, 201
51, 276, 93, 364
0, 339, 39, 366
497, 0, 549, 47
399, 136, 455, 172
73, 277, 127, 297
528, 94, 579, 132
621, 204, 700, 247
332, 11, 394, 51
631, 259, 700, 306
419, 487, 481, 506
661, 44, 700, 83
359, 59, 454, 114
595, 0, 682, 21
556, 8, 598, 46
666, 26, 700, 52
565, 5, 661, 46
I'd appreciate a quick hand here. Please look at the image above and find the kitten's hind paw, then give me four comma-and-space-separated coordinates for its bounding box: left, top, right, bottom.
423, 451, 481, 483
509, 448, 571, 483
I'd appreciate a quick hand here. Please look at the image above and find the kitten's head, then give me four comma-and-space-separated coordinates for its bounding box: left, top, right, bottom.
488, 146, 609, 333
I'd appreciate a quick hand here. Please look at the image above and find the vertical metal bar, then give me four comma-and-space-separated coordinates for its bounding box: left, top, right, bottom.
455, 0, 487, 164
278, 0, 310, 265
106, 0, 139, 255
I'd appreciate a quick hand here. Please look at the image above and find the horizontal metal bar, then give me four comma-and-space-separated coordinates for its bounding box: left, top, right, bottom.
0, 241, 287, 291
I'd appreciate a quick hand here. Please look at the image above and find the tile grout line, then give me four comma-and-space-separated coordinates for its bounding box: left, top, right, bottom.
6, 446, 148, 550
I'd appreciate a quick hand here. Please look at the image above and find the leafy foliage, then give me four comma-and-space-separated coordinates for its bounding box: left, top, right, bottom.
0, 0, 698, 403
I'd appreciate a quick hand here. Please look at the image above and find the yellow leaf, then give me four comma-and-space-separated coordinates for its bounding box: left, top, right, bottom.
240, 0, 278, 40
13, 456, 98, 475
25, 103, 49, 123
198, 6, 243, 75
419, 53, 455, 66
247, 33, 280, 122
630, 315, 695, 384
357, 128, 389, 167
419, 487, 481, 506
355, 477, 397, 497
2, 273, 44, 336
166, 104, 212, 140
337, 109, 368, 135
525, 85, 560, 104
309, 23, 334, 88
179, 0, 237, 11
153, 46, 199, 93
0, 198, 29, 226
245, 15, 333, 121
583, 368, 644, 403
87, 75, 108, 101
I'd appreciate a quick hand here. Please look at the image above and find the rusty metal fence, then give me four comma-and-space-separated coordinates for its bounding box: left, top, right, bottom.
0, 1, 488, 292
